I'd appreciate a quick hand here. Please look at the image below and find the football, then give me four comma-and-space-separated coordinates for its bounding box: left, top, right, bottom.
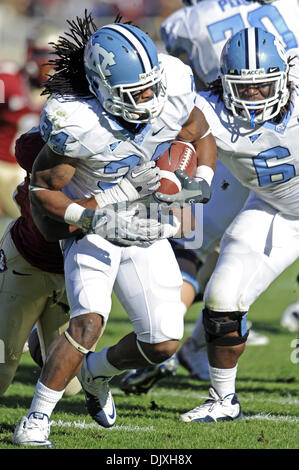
156, 140, 197, 194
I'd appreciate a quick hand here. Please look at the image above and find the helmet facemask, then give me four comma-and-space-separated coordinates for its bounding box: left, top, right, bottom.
222, 68, 289, 125
220, 28, 290, 127
84, 24, 168, 124
102, 65, 167, 123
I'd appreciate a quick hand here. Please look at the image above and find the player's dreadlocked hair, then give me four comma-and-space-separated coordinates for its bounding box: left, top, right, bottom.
41, 10, 97, 98
208, 55, 297, 122
42, 11, 132, 98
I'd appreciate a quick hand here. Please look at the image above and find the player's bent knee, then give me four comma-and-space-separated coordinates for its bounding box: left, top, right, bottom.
68, 313, 104, 351
138, 339, 179, 365
203, 307, 249, 346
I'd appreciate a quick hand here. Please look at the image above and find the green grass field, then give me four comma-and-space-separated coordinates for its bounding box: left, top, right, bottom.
0, 219, 299, 452
1, 264, 299, 451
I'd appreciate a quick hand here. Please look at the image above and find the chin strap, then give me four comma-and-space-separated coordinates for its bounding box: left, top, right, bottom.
250, 109, 256, 128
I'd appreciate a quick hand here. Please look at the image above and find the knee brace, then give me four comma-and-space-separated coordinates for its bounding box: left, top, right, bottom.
203, 307, 249, 346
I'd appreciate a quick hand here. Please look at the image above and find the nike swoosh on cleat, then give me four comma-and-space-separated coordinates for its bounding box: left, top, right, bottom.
108, 404, 116, 420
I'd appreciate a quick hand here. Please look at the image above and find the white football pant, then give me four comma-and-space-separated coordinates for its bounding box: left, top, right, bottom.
63, 236, 184, 343
204, 191, 299, 312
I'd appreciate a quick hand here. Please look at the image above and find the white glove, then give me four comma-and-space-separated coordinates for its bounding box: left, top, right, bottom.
95, 162, 160, 208
126, 161, 161, 198
84, 202, 180, 247
158, 213, 181, 239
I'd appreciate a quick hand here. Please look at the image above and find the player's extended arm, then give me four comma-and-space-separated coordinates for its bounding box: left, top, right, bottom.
29, 145, 177, 245
29, 145, 78, 223
155, 107, 216, 205
30, 145, 161, 219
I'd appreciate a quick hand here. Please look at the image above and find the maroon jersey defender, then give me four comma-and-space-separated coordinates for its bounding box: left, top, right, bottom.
0, 129, 81, 398
12, 130, 64, 274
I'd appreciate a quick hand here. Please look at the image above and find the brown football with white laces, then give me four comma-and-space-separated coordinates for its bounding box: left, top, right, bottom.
156, 140, 197, 194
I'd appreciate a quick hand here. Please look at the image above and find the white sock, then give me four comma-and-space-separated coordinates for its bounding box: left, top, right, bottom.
190, 311, 206, 348
87, 347, 123, 378
28, 379, 65, 418
209, 365, 238, 398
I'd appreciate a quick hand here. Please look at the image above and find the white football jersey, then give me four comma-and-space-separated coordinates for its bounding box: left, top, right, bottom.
161, 0, 299, 84
196, 88, 299, 217
39, 54, 195, 199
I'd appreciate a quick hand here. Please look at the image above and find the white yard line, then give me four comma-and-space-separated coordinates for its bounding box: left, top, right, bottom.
245, 414, 299, 423
51, 413, 299, 430
51, 420, 154, 431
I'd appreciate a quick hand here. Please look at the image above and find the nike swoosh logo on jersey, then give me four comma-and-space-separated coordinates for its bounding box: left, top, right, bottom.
152, 126, 165, 136
12, 270, 32, 276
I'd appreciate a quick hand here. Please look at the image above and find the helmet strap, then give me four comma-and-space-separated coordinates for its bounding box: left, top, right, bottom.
250, 109, 256, 128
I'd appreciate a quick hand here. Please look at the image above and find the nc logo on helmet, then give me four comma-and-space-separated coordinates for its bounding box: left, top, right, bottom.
98, 46, 116, 77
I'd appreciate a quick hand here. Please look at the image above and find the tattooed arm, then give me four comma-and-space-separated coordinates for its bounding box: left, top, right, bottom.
29, 144, 79, 222
29, 144, 175, 245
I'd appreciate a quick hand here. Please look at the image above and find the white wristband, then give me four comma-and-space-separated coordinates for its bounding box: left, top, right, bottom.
64, 202, 85, 226
200, 128, 211, 139
195, 165, 214, 186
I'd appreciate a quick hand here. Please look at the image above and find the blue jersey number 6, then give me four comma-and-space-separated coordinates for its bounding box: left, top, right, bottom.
253, 146, 295, 186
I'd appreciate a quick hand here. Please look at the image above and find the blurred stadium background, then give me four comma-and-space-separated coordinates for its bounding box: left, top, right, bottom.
0, 0, 182, 65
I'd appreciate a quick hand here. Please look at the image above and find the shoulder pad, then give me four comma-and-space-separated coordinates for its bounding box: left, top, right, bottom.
39, 95, 108, 158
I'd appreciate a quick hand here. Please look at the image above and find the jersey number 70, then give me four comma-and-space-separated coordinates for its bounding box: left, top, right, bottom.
208, 5, 297, 51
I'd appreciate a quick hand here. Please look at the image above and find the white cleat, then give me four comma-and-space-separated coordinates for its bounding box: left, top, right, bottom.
177, 338, 210, 381
179, 387, 243, 423
246, 322, 269, 346
280, 301, 299, 332
77, 355, 116, 428
11, 412, 54, 447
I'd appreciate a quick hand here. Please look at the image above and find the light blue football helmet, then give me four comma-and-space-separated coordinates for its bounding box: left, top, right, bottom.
84, 23, 167, 123
220, 27, 289, 125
